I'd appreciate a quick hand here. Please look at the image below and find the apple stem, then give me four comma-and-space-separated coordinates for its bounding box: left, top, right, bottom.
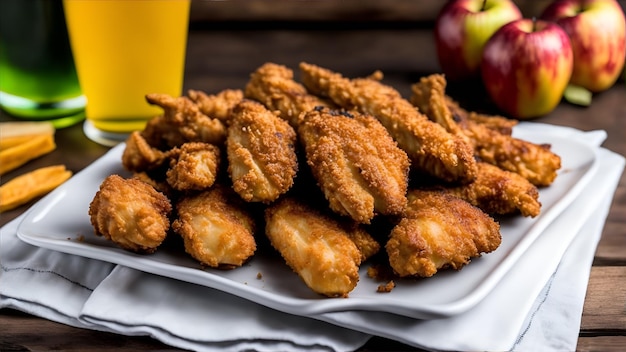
532, 16, 537, 32
481, 0, 487, 11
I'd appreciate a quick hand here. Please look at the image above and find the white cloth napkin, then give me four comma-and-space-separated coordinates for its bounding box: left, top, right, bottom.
1, 123, 624, 351
317, 146, 624, 351
0, 218, 369, 352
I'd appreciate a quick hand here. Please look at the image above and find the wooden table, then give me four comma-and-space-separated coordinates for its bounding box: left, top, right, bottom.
1, 20, 625, 352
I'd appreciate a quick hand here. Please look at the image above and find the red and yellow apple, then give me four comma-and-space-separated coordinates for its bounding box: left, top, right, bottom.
480, 18, 574, 119
434, 0, 522, 81
540, 0, 626, 92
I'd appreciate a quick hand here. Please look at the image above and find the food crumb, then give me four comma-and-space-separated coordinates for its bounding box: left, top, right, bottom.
257, 272, 263, 279
377, 280, 395, 293
367, 264, 395, 281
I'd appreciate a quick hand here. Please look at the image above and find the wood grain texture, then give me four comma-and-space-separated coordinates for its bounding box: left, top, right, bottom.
581, 267, 626, 331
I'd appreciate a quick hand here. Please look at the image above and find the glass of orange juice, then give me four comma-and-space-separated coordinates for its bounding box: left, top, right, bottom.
63, 0, 190, 146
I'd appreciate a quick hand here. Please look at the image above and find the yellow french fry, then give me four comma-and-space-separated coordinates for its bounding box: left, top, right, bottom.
0, 135, 38, 150
0, 121, 55, 138
0, 134, 56, 175
0, 164, 72, 212
0, 121, 55, 150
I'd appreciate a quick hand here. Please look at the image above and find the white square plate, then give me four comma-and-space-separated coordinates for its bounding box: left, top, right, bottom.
17, 124, 598, 319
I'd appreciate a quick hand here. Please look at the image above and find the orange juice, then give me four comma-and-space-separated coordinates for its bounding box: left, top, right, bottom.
63, 0, 190, 136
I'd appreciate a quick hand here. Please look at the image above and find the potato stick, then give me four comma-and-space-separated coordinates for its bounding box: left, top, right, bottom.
1, 135, 39, 150
0, 121, 54, 139
0, 121, 55, 150
0, 165, 72, 212
0, 134, 56, 175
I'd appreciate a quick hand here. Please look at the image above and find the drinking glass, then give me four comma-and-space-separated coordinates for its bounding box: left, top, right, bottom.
0, 0, 85, 128
63, 0, 190, 146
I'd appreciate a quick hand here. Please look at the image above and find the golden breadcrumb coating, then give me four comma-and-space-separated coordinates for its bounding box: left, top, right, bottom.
143, 93, 226, 149
410, 74, 517, 135
410, 74, 561, 187
131, 172, 176, 200
244, 62, 331, 128
121, 131, 168, 173
443, 161, 541, 217
89, 175, 172, 253
172, 185, 256, 269
298, 107, 409, 224
166, 142, 221, 191
226, 99, 298, 203
298, 62, 477, 184
264, 197, 363, 297
386, 189, 501, 278
187, 89, 244, 124
337, 219, 381, 262
408, 74, 467, 138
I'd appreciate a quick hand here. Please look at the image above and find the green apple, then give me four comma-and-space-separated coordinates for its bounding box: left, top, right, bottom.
481, 18, 574, 119
434, 0, 522, 81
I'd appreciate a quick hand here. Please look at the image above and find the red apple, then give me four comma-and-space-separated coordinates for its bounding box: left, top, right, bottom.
435, 0, 522, 81
481, 18, 574, 119
541, 0, 626, 92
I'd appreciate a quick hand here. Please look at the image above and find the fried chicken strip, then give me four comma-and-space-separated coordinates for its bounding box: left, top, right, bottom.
386, 189, 501, 278
298, 106, 409, 224
264, 197, 364, 297
410, 74, 561, 187
226, 99, 298, 203
166, 142, 221, 192
122, 131, 169, 173
172, 185, 256, 269
143, 93, 226, 149
446, 97, 517, 136
244, 62, 331, 128
187, 89, 244, 125
299, 62, 477, 184
89, 175, 172, 254
341, 221, 381, 263
442, 161, 541, 218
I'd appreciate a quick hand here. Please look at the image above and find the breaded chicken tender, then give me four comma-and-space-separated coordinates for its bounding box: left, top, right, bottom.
188, 89, 244, 125
143, 93, 226, 149
339, 220, 381, 262
264, 197, 364, 297
410, 74, 561, 187
132, 171, 176, 200
244, 62, 331, 128
467, 126, 561, 187
298, 107, 409, 224
89, 175, 172, 253
386, 189, 501, 278
226, 99, 298, 203
411, 76, 517, 135
447, 98, 518, 136
172, 185, 256, 269
166, 142, 221, 191
299, 62, 477, 184
442, 161, 542, 218
122, 131, 169, 173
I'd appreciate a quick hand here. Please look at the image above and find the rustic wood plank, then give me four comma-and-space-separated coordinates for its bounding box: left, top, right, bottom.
0, 309, 184, 351
595, 186, 626, 264
577, 336, 626, 352
188, 0, 626, 24
581, 267, 626, 331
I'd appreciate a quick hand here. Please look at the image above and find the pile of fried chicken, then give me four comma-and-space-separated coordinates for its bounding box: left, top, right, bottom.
88, 62, 561, 298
